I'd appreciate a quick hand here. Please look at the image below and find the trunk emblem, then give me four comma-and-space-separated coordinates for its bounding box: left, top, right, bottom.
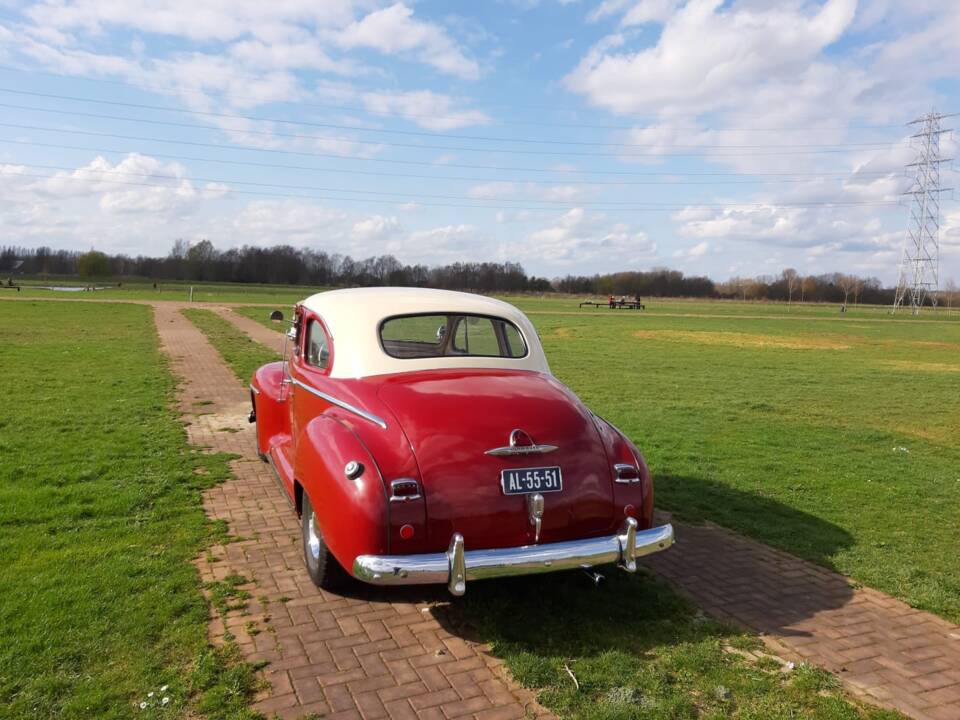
485, 429, 558, 456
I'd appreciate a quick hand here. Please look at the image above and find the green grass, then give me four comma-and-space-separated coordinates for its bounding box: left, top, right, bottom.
236, 295, 960, 622
528, 309, 960, 622
0, 301, 261, 720
457, 571, 899, 720
181, 309, 280, 384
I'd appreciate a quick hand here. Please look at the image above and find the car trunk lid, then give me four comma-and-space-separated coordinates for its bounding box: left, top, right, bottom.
376, 369, 615, 550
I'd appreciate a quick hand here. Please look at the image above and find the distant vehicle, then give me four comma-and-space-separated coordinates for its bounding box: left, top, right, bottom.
250, 288, 673, 595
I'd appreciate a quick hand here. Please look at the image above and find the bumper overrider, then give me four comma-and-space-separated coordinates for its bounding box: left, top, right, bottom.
353, 518, 674, 596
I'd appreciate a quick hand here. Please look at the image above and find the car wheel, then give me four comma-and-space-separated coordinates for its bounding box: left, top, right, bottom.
301, 493, 349, 590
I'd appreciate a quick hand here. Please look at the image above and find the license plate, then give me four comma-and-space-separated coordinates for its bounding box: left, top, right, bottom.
500, 466, 562, 495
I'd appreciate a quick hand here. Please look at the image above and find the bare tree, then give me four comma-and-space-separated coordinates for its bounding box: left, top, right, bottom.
782, 268, 799, 304
837, 274, 858, 310
944, 278, 958, 310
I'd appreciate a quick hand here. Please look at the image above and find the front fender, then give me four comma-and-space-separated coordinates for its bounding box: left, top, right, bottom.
251, 361, 287, 456
294, 415, 389, 573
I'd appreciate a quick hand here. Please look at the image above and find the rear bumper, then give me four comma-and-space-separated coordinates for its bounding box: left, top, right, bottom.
352, 519, 674, 596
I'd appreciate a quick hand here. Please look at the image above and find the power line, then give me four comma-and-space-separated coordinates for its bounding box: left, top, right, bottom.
0, 120, 910, 161
0, 111, 906, 158
4, 157, 908, 188
3, 162, 909, 206
0, 64, 918, 133
0, 138, 911, 185
2, 168, 904, 211
0, 89, 911, 150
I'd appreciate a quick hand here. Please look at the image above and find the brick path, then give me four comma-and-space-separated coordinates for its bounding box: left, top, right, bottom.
643, 523, 960, 720
153, 304, 547, 720
205, 304, 960, 720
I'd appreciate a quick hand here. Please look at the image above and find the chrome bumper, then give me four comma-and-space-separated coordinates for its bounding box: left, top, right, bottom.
352, 519, 674, 596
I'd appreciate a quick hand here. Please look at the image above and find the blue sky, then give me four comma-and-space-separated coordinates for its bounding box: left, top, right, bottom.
0, 0, 957, 283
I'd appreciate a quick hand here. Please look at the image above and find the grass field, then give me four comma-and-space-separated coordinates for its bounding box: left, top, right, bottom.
236, 295, 960, 623
3, 288, 956, 720
0, 302, 259, 720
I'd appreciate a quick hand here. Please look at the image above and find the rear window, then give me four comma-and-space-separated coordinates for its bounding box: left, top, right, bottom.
380, 313, 527, 359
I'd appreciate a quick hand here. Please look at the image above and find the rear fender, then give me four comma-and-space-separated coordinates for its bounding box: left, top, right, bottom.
294, 415, 389, 573
592, 415, 654, 529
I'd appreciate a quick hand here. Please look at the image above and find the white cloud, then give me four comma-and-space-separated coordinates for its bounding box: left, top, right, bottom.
468, 182, 589, 203
24, 0, 358, 42
336, 3, 479, 79
678, 240, 709, 257
360, 90, 490, 130
351, 215, 401, 243
567, 0, 857, 116
392, 224, 484, 263
621, 0, 684, 26
588, 0, 632, 23
521, 207, 657, 266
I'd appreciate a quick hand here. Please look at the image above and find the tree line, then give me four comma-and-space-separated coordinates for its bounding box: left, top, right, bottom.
1, 241, 551, 293
2, 241, 952, 306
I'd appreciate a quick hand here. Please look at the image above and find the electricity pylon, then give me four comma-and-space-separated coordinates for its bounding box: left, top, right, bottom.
892, 111, 953, 314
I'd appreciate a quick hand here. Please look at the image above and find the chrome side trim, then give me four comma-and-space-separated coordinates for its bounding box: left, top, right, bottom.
485, 444, 558, 457
249, 384, 261, 396
291, 378, 387, 430
353, 522, 674, 595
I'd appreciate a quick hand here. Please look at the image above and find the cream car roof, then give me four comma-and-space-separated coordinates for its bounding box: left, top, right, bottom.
299, 287, 550, 379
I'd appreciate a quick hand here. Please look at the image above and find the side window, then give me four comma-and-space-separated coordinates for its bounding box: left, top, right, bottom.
305, 319, 331, 370
501, 322, 525, 357
452, 316, 499, 356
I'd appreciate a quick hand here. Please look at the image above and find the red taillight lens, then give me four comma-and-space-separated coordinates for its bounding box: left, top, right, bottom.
390, 479, 421, 501
615, 463, 640, 483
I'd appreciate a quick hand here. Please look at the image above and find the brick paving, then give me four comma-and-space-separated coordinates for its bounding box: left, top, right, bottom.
153, 304, 547, 720
642, 521, 960, 719
205, 302, 960, 720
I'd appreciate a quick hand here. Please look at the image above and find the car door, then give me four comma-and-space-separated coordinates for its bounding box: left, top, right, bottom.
290, 312, 335, 445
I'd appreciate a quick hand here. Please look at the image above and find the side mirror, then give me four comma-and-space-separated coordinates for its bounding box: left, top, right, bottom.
436, 325, 447, 341
270, 310, 284, 322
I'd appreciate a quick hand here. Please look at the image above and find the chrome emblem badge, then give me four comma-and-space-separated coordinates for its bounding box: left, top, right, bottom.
485, 428, 558, 456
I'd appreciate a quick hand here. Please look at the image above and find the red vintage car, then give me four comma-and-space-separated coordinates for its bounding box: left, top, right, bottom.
250, 288, 673, 595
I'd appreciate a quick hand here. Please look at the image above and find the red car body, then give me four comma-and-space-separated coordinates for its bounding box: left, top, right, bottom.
250, 288, 673, 595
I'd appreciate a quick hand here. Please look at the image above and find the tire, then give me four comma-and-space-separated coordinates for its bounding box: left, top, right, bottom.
301, 493, 350, 590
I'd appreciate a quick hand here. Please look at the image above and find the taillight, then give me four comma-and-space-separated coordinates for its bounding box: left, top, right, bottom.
390, 479, 421, 502
614, 463, 641, 483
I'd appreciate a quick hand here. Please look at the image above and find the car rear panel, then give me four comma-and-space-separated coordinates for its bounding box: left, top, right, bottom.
376, 369, 615, 550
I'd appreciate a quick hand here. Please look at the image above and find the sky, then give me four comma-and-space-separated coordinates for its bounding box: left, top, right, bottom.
0, 0, 958, 283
